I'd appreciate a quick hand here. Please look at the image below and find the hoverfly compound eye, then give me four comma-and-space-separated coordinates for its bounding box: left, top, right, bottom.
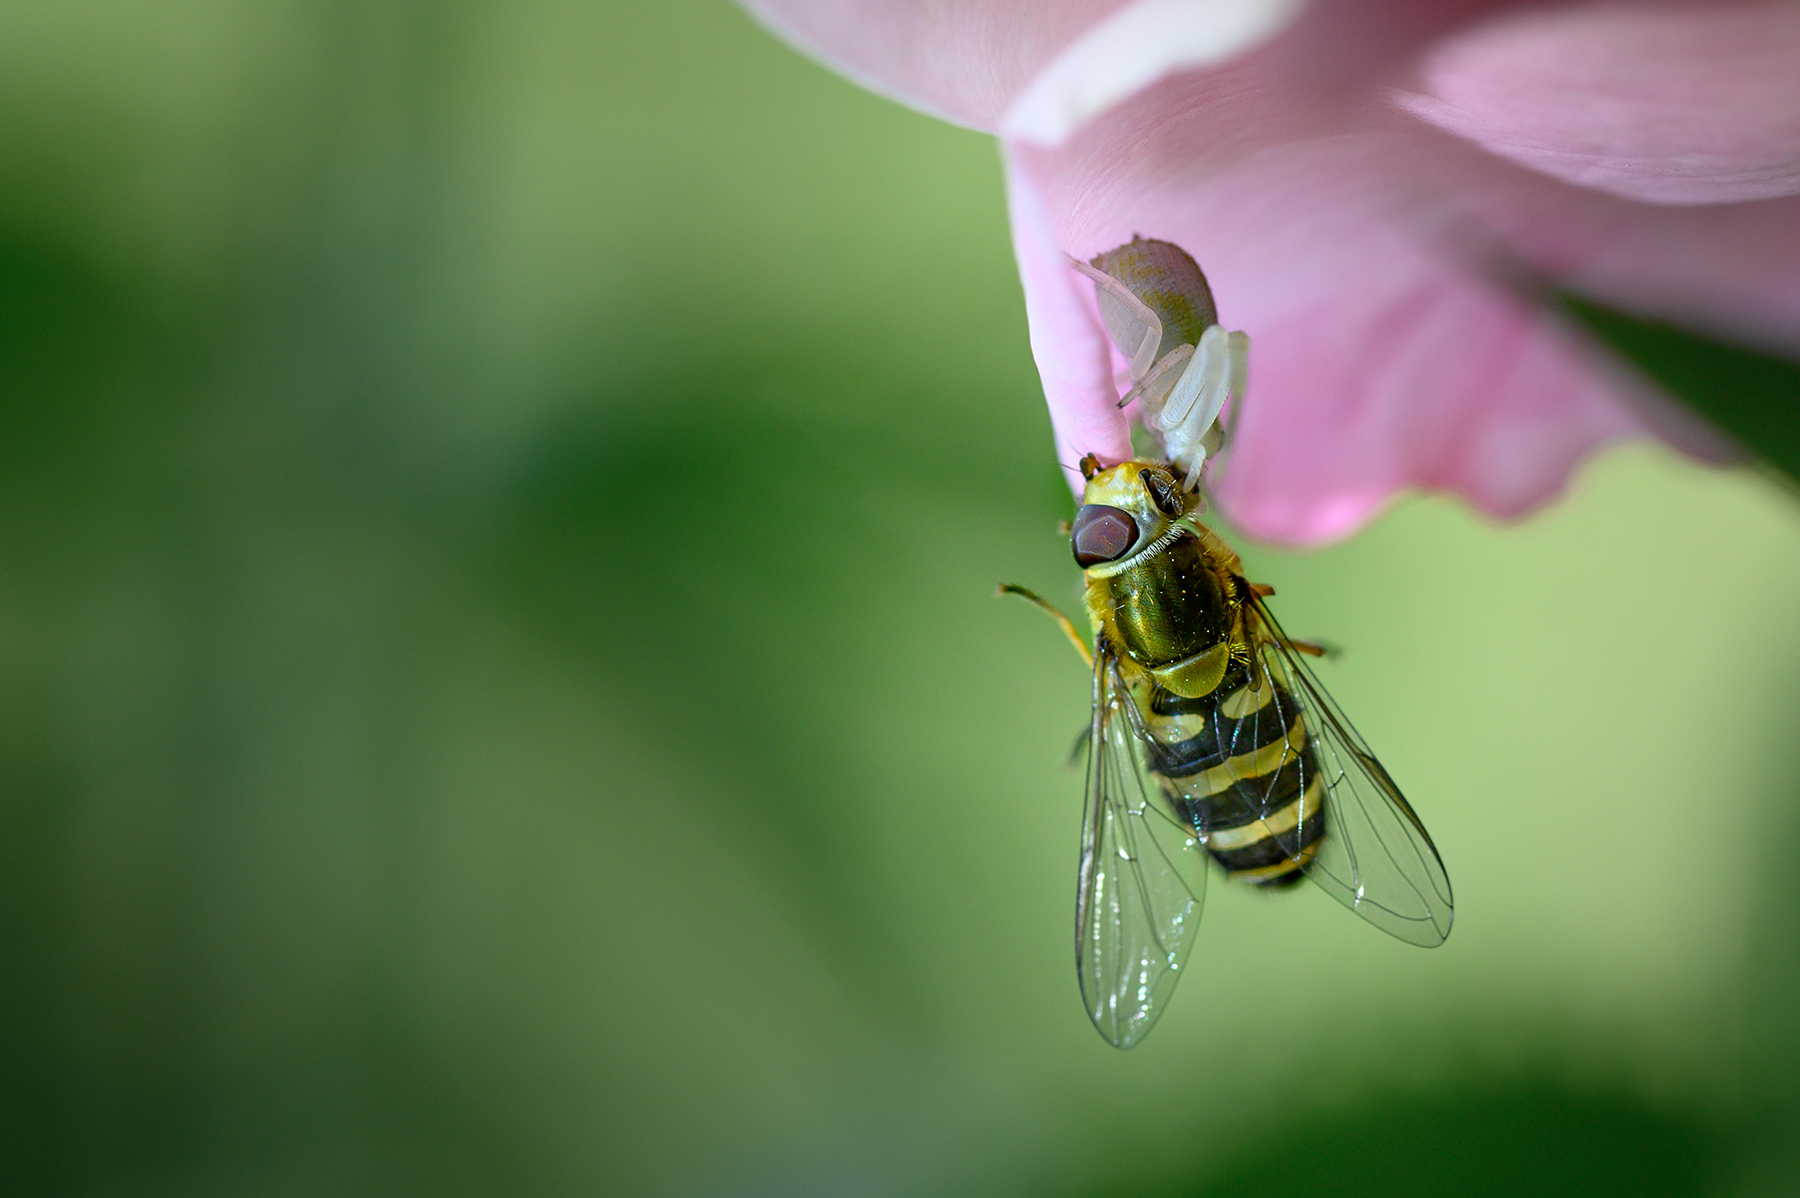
1141, 469, 1183, 517
1072, 505, 1139, 567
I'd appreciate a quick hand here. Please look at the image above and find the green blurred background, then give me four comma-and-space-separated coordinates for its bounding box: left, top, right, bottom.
4, 2, 1800, 1195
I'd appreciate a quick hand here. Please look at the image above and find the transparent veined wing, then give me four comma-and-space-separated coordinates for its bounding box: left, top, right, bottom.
1242, 595, 1455, 947
1076, 640, 1211, 1048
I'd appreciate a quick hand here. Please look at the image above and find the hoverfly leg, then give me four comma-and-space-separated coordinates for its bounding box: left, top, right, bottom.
1065, 725, 1091, 769
1245, 596, 1329, 659
1230, 638, 1258, 682
997, 584, 1094, 670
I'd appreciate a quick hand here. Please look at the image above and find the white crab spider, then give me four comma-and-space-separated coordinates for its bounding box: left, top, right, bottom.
1070, 240, 1249, 492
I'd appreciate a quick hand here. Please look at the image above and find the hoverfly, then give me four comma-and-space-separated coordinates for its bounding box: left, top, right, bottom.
1006, 239, 1453, 1049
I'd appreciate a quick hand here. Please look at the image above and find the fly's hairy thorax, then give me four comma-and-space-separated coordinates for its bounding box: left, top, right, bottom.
1084, 527, 1244, 700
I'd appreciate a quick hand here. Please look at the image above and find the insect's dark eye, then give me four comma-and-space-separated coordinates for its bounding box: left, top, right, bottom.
1141, 470, 1182, 517
1072, 505, 1139, 567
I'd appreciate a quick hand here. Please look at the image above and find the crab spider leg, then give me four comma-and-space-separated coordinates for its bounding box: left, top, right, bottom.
1116, 342, 1193, 411
1159, 324, 1230, 434
1225, 331, 1249, 414
1189, 331, 1252, 481
1068, 257, 1162, 380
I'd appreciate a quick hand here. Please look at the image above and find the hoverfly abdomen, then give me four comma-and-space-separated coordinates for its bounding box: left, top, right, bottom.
1142, 661, 1326, 887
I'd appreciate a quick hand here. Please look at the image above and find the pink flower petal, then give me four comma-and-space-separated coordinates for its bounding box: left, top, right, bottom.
1004, 149, 1134, 494
741, 0, 1538, 137
738, 0, 1136, 130
1013, 114, 1654, 543
1445, 159, 1800, 351
1000, 0, 1307, 146
1394, 1, 1800, 205
1214, 275, 1646, 543
743, 0, 1795, 544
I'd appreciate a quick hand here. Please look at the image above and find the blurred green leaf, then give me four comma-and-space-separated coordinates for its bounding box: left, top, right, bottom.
1185, 1084, 1717, 1198
1561, 296, 1800, 483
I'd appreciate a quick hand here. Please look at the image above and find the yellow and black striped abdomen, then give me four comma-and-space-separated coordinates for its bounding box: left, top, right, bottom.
1140, 660, 1324, 886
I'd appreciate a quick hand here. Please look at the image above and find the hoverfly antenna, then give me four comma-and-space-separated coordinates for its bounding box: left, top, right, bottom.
1078, 453, 1102, 481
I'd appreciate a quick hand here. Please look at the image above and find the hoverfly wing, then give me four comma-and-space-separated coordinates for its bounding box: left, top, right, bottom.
1246, 597, 1454, 947
1076, 643, 1210, 1048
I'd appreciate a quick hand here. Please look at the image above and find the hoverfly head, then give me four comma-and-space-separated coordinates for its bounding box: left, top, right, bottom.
1071, 461, 1191, 569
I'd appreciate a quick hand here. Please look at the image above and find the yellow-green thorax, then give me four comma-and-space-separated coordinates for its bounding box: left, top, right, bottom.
1073, 461, 1246, 700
